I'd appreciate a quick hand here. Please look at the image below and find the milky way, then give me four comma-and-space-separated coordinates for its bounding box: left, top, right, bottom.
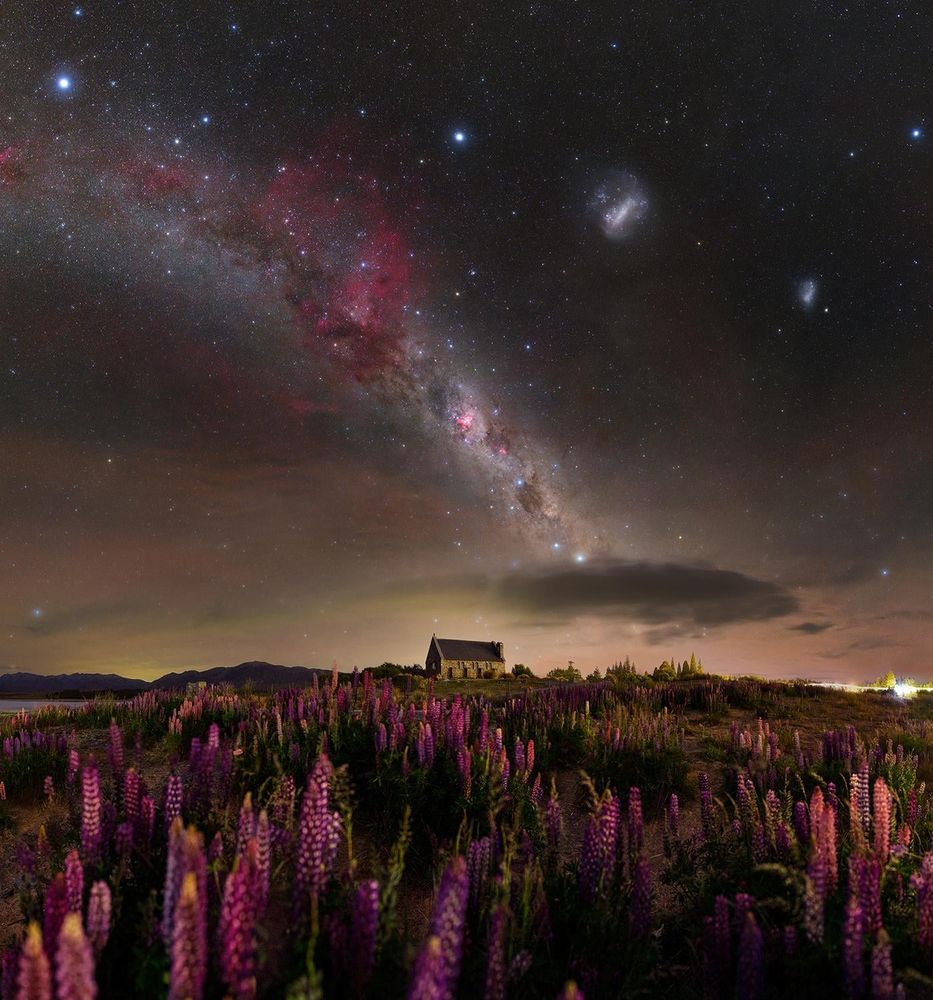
0, 135, 581, 549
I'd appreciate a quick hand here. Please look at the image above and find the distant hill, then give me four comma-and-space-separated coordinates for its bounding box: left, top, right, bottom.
0, 661, 332, 696
0, 671, 148, 694
149, 661, 330, 690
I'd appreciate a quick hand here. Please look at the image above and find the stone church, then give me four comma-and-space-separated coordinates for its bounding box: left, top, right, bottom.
425, 635, 506, 680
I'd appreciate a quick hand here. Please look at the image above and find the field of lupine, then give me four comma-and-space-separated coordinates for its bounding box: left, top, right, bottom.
2, 673, 933, 998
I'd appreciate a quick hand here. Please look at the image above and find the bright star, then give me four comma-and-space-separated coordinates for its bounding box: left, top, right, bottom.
881, 567, 890, 577
910, 128, 922, 140
574, 553, 587, 563
57, 76, 72, 91
453, 131, 466, 144
32, 608, 42, 618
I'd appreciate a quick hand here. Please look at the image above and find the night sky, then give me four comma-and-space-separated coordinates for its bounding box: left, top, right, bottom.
1, 4, 930, 681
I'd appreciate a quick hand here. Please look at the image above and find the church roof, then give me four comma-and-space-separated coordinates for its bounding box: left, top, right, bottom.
430, 637, 504, 662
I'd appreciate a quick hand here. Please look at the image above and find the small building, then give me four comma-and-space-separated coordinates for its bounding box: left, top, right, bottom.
425, 635, 506, 680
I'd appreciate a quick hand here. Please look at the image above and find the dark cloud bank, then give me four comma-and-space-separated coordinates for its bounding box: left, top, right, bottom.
494, 559, 799, 628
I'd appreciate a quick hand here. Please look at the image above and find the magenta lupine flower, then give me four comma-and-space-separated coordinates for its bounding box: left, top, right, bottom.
736, 911, 763, 1000
16, 923, 51, 1000
913, 852, 933, 953
114, 822, 133, 860
873, 777, 891, 862
43, 874, 68, 966
843, 896, 865, 1000
295, 754, 341, 911
85, 883, 110, 958
169, 872, 206, 1000
140, 795, 155, 847
80, 763, 102, 865
630, 853, 652, 936
483, 904, 507, 1000
123, 769, 140, 827
872, 930, 894, 1000
408, 857, 469, 1000
164, 773, 183, 832
67, 750, 80, 785
218, 852, 258, 1000
349, 880, 379, 995
107, 722, 124, 779
55, 913, 96, 1000
854, 857, 881, 937
64, 851, 83, 914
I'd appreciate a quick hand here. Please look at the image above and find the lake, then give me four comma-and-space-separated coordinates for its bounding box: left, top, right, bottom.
0, 699, 87, 714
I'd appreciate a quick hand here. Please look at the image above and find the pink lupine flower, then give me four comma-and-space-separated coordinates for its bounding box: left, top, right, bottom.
911, 852, 933, 953
80, 763, 102, 865
873, 777, 891, 862
55, 913, 96, 1000
16, 923, 51, 1000
67, 750, 80, 785
64, 851, 83, 914
169, 873, 206, 1000
86, 883, 111, 958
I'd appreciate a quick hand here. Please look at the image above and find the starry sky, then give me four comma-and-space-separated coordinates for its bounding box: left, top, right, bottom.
1, 4, 930, 681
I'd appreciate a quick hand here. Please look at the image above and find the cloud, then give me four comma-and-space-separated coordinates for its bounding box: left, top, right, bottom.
788, 621, 834, 635
817, 636, 907, 660
494, 559, 799, 629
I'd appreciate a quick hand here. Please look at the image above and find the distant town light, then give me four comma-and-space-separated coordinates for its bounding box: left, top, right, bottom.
893, 682, 916, 698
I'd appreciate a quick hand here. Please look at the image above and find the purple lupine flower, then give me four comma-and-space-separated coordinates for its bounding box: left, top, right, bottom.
140, 795, 155, 847
843, 896, 865, 999
467, 838, 492, 912
855, 857, 881, 938
483, 904, 507, 1000
295, 754, 341, 912
736, 911, 763, 1000
667, 794, 679, 839
169, 872, 206, 1000
349, 880, 379, 996
55, 913, 96, 1000
209, 831, 224, 865
627, 787, 644, 862
86, 883, 111, 958
80, 763, 102, 865
630, 853, 652, 936
16, 923, 51, 1000
43, 874, 68, 966
793, 800, 809, 845
408, 857, 469, 1000
218, 851, 258, 1000
579, 791, 620, 902
162, 822, 207, 948
2, 948, 17, 1000
164, 773, 183, 831
913, 852, 933, 954
236, 792, 255, 857
872, 930, 894, 1000
804, 856, 825, 944
64, 851, 83, 914
107, 722, 124, 779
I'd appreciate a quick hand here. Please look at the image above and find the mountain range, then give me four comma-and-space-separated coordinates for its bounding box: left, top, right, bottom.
0, 661, 332, 695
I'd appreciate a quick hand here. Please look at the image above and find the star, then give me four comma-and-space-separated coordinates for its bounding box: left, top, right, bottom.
57, 76, 72, 91
910, 127, 923, 140
452, 131, 466, 144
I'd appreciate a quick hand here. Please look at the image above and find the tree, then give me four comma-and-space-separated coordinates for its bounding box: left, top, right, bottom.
512, 663, 533, 679
546, 662, 582, 683
653, 660, 676, 682
876, 671, 897, 689
586, 668, 603, 683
